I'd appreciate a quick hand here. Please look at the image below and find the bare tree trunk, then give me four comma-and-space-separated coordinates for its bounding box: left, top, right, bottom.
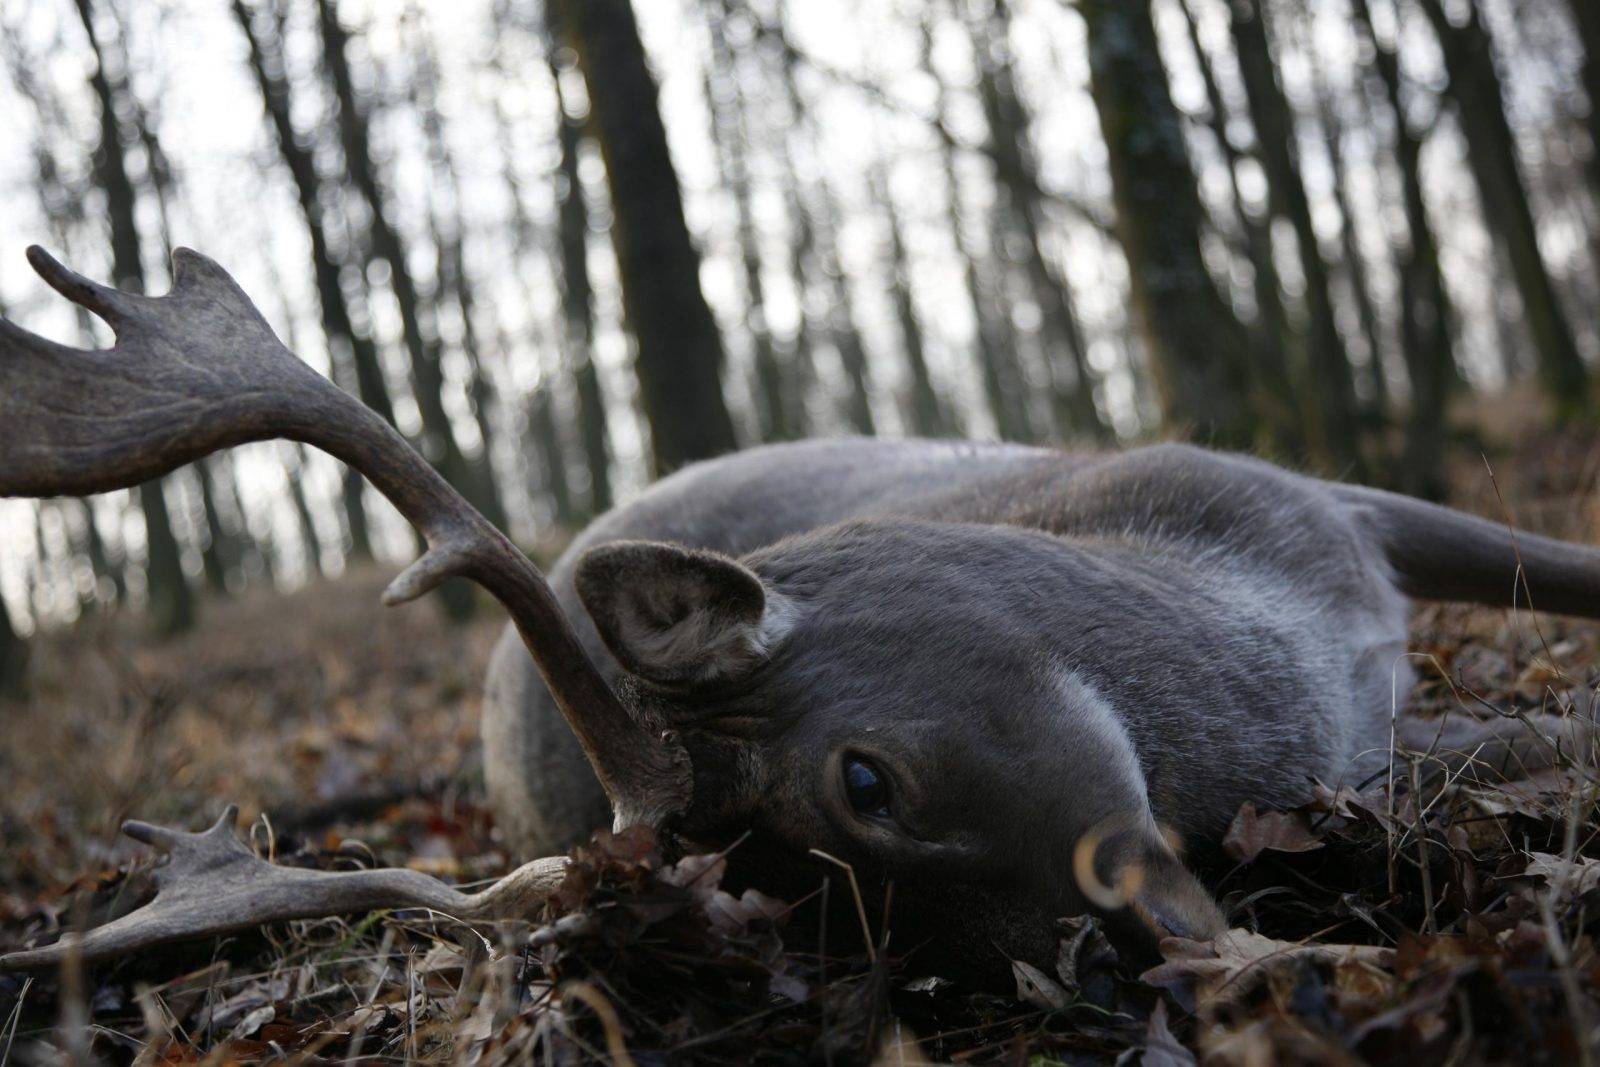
872, 165, 955, 438
1177, 0, 1300, 449
925, 16, 1031, 443
78, 500, 126, 605
552, 0, 739, 471
1352, 0, 1454, 498
232, 0, 383, 560
1314, 78, 1389, 419
1418, 0, 1589, 414
545, 45, 615, 515
1081, 0, 1255, 444
770, 17, 874, 435
707, 8, 792, 442
527, 386, 577, 527
1228, 0, 1362, 472
194, 461, 236, 595
969, 0, 1106, 440
409, 28, 509, 533
315, 0, 480, 499
76, 0, 195, 636
317, 0, 477, 617
1570, 0, 1600, 203
0, 595, 25, 702
281, 445, 326, 575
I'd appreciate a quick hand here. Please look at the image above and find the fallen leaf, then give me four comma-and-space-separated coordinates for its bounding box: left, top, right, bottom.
1012, 958, 1070, 1010
1222, 802, 1325, 863
1142, 928, 1393, 1013
1523, 852, 1600, 904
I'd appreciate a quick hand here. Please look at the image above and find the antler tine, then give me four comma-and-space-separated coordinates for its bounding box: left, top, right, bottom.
25, 245, 146, 330
0, 808, 569, 971
0, 247, 692, 832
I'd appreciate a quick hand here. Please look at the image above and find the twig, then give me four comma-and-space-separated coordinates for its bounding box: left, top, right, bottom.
1407, 757, 1436, 934
809, 849, 877, 964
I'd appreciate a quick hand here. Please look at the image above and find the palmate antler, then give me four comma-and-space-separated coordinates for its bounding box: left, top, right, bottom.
0, 808, 568, 970
0, 248, 689, 968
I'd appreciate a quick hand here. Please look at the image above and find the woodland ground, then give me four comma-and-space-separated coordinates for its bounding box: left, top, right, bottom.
5, 409, 1600, 1064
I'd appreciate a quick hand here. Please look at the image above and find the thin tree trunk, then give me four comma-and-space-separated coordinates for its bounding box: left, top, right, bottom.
410, 29, 509, 532
544, 44, 615, 515
970, 0, 1106, 440
76, 0, 194, 636
872, 166, 954, 438
1570, 0, 1600, 205
281, 445, 326, 576
707, 9, 792, 442
0, 593, 25, 702
1229, 0, 1363, 472
231, 0, 383, 559
78, 500, 126, 605
317, 0, 476, 617
925, 15, 1031, 442
527, 387, 577, 527
1177, 0, 1300, 450
1418, 0, 1588, 415
315, 0, 477, 495
1081, 0, 1255, 444
1352, 0, 1454, 498
1315, 79, 1389, 419
771, 16, 873, 435
194, 461, 235, 595
552, 0, 739, 471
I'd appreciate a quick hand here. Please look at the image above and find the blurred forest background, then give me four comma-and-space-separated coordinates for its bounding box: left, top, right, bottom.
3, 0, 1600, 687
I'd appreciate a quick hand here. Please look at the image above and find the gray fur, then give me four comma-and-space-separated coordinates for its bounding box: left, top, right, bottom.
482, 439, 1595, 974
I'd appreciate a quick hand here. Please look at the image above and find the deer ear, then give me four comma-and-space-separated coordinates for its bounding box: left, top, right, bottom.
575, 541, 796, 687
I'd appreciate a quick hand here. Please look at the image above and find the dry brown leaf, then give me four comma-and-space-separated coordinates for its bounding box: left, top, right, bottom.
1142, 928, 1393, 1013
1012, 958, 1071, 1010
1222, 802, 1325, 863
1523, 852, 1600, 904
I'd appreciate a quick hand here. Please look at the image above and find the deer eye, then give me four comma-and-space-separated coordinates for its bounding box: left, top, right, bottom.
844, 759, 890, 818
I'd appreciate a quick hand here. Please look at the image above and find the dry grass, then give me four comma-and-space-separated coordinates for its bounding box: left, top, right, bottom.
2, 425, 1600, 1063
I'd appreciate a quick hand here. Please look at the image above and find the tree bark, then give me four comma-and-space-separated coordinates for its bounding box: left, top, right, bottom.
410, 30, 509, 532
1418, 0, 1588, 414
1081, 0, 1255, 444
231, 0, 385, 559
1570, 0, 1600, 204
1177, 0, 1300, 450
874, 165, 954, 438
770, 18, 874, 435
553, 0, 739, 472
0, 594, 25, 702
970, 0, 1106, 440
315, 0, 482, 508
545, 46, 615, 515
707, 9, 792, 442
76, 0, 195, 636
1352, 0, 1454, 498
1228, 0, 1362, 472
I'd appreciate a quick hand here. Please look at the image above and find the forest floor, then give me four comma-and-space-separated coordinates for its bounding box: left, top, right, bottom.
5, 416, 1600, 1064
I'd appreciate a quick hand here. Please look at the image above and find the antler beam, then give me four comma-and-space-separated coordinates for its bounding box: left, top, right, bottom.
0, 248, 689, 967
0, 247, 689, 828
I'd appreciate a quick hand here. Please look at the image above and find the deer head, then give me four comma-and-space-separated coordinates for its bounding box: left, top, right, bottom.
0, 249, 1221, 980
569, 525, 1228, 978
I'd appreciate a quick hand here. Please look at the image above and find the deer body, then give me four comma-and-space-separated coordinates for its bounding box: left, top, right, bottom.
5, 250, 1594, 979
486, 439, 1413, 867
